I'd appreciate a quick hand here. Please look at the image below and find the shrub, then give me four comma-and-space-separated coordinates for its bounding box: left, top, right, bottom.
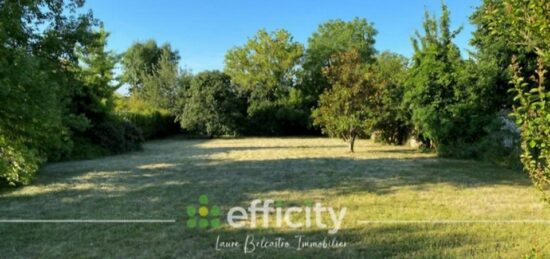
176, 71, 246, 137
434, 112, 522, 168
0, 136, 42, 186
118, 111, 180, 140
87, 117, 144, 155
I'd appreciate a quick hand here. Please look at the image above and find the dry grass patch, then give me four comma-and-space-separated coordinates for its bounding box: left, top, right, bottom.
1, 137, 549, 258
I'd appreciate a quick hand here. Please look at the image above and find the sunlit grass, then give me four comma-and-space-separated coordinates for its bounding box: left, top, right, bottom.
1, 137, 549, 258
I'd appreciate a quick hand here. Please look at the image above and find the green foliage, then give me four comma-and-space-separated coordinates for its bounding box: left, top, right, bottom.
480, 0, 549, 201
176, 71, 246, 137
405, 4, 473, 149
312, 50, 378, 152
0, 0, 147, 185
511, 59, 549, 200
371, 52, 411, 144
76, 28, 119, 115
114, 96, 181, 140
87, 117, 144, 154
0, 136, 41, 186
224, 29, 306, 134
302, 18, 377, 107
475, 113, 521, 167
121, 40, 180, 97
470, 0, 549, 127
139, 50, 181, 110
0, 0, 99, 185
225, 29, 303, 100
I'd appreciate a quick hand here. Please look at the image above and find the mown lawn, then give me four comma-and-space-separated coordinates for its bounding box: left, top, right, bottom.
1, 137, 549, 258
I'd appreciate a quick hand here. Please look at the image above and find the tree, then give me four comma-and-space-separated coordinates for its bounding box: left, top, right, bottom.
140, 50, 181, 110
121, 40, 180, 95
74, 28, 119, 122
470, 0, 546, 112
0, 0, 98, 184
372, 52, 411, 144
404, 4, 468, 149
480, 0, 549, 201
302, 18, 377, 108
224, 29, 304, 134
177, 71, 246, 137
312, 50, 378, 152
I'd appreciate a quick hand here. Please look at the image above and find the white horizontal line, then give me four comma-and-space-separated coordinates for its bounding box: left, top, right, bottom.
0, 219, 176, 223
357, 220, 550, 224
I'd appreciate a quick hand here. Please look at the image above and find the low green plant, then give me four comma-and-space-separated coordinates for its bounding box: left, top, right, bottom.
0, 136, 42, 186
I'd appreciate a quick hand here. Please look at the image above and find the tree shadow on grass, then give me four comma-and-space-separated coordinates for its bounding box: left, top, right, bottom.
0, 138, 530, 220
1, 138, 528, 203
0, 138, 539, 257
0, 220, 481, 258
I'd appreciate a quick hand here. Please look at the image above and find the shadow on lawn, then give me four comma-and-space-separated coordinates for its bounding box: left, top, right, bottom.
0, 218, 480, 258
0, 138, 535, 257
0, 138, 528, 211
2, 138, 528, 200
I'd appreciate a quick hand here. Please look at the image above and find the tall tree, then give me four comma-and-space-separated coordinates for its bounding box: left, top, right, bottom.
0, 0, 97, 184
302, 18, 377, 108
121, 40, 180, 95
480, 0, 549, 201
140, 50, 181, 110
312, 50, 378, 152
224, 29, 304, 134
225, 29, 303, 101
470, 0, 544, 112
372, 52, 411, 144
177, 71, 246, 137
404, 4, 468, 149
74, 28, 119, 122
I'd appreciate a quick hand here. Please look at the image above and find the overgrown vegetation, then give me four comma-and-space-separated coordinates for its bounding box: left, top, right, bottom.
482, 0, 549, 201
0, 1, 142, 186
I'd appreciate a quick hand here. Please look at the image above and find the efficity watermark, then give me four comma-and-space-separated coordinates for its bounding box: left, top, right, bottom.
186, 195, 347, 234
215, 234, 348, 254
184, 195, 349, 254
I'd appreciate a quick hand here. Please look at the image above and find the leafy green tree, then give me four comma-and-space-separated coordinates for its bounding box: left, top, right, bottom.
0, 0, 98, 185
481, 0, 549, 201
372, 52, 411, 144
73, 28, 119, 121
224, 29, 304, 134
140, 51, 181, 110
404, 4, 469, 149
302, 18, 377, 107
121, 40, 180, 95
470, 0, 547, 112
312, 50, 378, 152
177, 71, 246, 137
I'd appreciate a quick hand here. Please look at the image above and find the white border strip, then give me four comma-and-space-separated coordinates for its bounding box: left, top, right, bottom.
0, 219, 176, 223
357, 220, 550, 224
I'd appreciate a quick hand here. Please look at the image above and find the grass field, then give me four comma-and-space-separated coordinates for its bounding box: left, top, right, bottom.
1, 137, 549, 258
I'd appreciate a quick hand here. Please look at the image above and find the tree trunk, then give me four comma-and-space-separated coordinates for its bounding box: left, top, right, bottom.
349, 134, 356, 153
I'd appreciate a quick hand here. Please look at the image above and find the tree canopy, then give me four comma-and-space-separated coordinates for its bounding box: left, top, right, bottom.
302, 18, 377, 107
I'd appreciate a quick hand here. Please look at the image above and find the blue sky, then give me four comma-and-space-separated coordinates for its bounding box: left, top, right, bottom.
85, 0, 481, 72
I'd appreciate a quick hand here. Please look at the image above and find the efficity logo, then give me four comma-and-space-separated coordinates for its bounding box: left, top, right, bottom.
186, 195, 222, 229
185, 195, 347, 234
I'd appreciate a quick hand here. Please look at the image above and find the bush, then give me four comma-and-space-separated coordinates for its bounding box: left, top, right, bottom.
246, 101, 312, 136
176, 71, 246, 137
87, 117, 144, 155
0, 136, 42, 186
118, 111, 180, 140
114, 95, 181, 140
436, 112, 521, 168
